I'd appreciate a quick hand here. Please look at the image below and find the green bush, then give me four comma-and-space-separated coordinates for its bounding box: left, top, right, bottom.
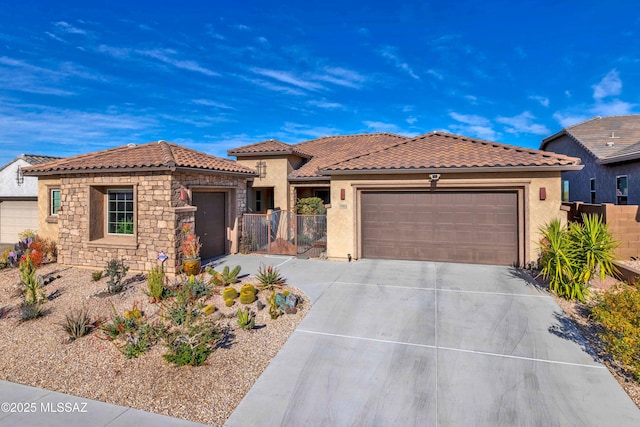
294, 197, 326, 215
105, 258, 129, 294
538, 214, 617, 302
237, 308, 255, 330
20, 250, 45, 304
99, 302, 158, 359
591, 285, 640, 381
163, 320, 220, 366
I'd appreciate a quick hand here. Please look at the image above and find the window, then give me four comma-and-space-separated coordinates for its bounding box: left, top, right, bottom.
590, 178, 596, 204
255, 190, 262, 212
107, 189, 134, 234
50, 188, 61, 215
562, 180, 570, 202
617, 176, 628, 205
314, 189, 330, 204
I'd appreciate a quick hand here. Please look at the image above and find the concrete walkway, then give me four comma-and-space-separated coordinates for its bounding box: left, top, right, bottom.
2, 255, 639, 426
222, 255, 640, 427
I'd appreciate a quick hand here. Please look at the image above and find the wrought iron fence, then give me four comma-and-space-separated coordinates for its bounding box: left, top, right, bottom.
241, 210, 327, 257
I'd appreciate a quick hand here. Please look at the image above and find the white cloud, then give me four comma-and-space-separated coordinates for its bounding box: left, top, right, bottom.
137, 49, 219, 76
529, 95, 549, 107
241, 76, 306, 96
307, 100, 345, 110
427, 69, 443, 80
496, 112, 550, 135
251, 68, 325, 92
552, 112, 590, 128
45, 32, 66, 43
280, 122, 339, 139
464, 95, 478, 105
449, 112, 497, 140
314, 67, 366, 89
97, 45, 131, 59
406, 117, 418, 124
591, 99, 636, 116
54, 21, 86, 35
592, 69, 622, 100
449, 112, 490, 126
378, 46, 419, 80
363, 120, 400, 132
192, 99, 236, 110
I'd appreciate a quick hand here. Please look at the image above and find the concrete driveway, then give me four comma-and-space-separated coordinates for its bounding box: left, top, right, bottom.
220, 255, 640, 427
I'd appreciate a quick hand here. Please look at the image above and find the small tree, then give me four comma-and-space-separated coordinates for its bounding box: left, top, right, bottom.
294, 197, 326, 215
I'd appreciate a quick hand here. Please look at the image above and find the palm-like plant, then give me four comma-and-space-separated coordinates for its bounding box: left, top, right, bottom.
538, 219, 581, 300
570, 213, 618, 285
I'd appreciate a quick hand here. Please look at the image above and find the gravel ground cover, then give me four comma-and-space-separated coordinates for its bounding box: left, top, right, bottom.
525, 271, 640, 410
0, 263, 309, 426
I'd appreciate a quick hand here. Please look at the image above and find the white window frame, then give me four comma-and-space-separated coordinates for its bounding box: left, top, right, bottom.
50, 188, 61, 216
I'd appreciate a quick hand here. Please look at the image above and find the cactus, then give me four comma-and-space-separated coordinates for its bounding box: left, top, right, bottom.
206, 265, 241, 286
203, 305, 216, 315
20, 250, 44, 304
222, 287, 238, 300
225, 298, 235, 307
239, 290, 256, 304
240, 284, 257, 295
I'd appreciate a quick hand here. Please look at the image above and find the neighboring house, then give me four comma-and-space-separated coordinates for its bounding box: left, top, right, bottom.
228, 133, 408, 213
22, 141, 256, 275
540, 115, 640, 205
232, 131, 582, 266
0, 154, 60, 244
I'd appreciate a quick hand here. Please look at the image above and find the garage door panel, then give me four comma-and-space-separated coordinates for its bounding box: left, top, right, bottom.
0, 201, 38, 244
361, 191, 518, 266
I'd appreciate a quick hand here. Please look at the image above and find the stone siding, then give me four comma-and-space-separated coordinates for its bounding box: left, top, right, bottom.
57, 170, 247, 275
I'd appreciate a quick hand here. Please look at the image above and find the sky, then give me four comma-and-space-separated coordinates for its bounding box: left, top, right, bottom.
1, 0, 639, 166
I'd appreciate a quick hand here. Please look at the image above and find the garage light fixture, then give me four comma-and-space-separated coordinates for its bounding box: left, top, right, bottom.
16, 167, 24, 185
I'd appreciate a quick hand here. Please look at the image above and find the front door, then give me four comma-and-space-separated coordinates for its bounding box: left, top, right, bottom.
192, 192, 226, 259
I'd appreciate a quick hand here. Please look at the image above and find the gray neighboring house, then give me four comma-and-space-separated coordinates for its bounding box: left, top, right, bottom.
0, 154, 61, 243
541, 115, 640, 205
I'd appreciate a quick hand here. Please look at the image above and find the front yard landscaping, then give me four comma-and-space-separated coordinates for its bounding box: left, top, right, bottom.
0, 259, 309, 426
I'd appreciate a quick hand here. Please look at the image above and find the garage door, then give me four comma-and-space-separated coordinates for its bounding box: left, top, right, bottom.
360, 191, 518, 265
0, 201, 38, 244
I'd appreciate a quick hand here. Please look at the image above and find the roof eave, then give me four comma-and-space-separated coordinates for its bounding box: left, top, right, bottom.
598, 152, 640, 165
228, 150, 312, 159
320, 165, 584, 175
22, 165, 175, 176
174, 166, 257, 177
287, 175, 328, 182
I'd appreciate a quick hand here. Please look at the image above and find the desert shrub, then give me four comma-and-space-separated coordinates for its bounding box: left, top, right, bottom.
163, 285, 198, 326
20, 302, 43, 321
538, 214, 617, 302
92, 271, 103, 281
100, 302, 159, 359
18, 229, 37, 240
105, 258, 129, 294
163, 319, 220, 366
206, 265, 241, 286
294, 197, 326, 215
60, 306, 95, 340
147, 266, 167, 301
591, 285, 640, 381
183, 274, 211, 299
256, 263, 285, 290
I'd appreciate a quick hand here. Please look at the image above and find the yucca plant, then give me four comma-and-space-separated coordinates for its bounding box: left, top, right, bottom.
569, 213, 618, 285
237, 308, 256, 330
256, 263, 285, 290
537, 219, 583, 301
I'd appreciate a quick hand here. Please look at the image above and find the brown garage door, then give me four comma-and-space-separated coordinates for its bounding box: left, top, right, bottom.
360, 191, 518, 265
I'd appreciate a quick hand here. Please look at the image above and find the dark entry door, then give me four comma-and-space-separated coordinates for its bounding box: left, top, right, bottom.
192, 192, 226, 259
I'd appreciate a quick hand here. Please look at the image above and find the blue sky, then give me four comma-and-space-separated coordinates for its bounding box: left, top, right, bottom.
1, 0, 639, 166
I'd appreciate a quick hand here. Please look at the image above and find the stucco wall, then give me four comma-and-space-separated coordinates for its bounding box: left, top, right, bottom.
36, 177, 61, 241
52, 170, 247, 275
236, 155, 304, 211
326, 171, 564, 265
0, 158, 39, 198
544, 136, 640, 205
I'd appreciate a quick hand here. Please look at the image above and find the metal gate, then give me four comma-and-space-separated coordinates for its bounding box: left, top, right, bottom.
241, 210, 327, 257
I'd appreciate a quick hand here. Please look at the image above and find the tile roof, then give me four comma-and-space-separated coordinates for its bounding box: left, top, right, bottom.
227, 139, 312, 158
21, 154, 62, 165
288, 133, 408, 179
21, 141, 256, 176
541, 115, 640, 162
322, 132, 581, 173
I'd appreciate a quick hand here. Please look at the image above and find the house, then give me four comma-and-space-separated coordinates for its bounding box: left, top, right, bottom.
540, 115, 640, 205
0, 154, 61, 244
231, 132, 582, 266
228, 133, 408, 212
21, 141, 256, 275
